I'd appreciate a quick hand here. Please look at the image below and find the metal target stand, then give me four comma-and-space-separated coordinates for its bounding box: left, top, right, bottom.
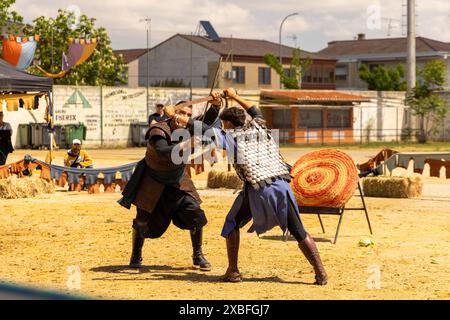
297, 181, 373, 244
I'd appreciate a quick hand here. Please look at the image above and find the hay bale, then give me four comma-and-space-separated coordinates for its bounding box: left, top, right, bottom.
207, 170, 243, 189
0, 176, 55, 199
362, 176, 422, 198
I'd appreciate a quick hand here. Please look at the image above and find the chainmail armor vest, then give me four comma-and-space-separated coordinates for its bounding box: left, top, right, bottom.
230, 118, 291, 190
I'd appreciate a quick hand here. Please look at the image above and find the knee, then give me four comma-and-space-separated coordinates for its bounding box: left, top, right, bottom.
288, 226, 307, 242
132, 218, 149, 238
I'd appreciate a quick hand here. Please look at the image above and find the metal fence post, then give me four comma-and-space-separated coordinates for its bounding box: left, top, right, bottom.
360, 106, 363, 144
100, 86, 103, 148
396, 106, 399, 143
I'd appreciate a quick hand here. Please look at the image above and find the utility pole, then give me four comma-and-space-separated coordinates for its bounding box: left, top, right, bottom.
406, 0, 416, 92
50, 19, 54, 72
406, 0, 416, 129
190, 32, 193, 100
279, 13, 299, 89
140, 17, 151, 119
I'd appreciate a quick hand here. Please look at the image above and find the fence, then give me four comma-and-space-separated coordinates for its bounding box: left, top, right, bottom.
5, 86, 449, 149
276, 128, 425, 145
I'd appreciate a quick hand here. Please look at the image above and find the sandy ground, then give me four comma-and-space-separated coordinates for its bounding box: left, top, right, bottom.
0, 147, 449, 300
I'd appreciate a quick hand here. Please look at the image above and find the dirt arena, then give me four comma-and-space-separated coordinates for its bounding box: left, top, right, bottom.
1, 147, 449, 300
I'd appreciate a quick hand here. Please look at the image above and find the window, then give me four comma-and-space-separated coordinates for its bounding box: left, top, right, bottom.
323, 67, 334, 83
303, 67, 312, 83
311, 66, 323, 83
298, 109, 323, 128
232, 66, 245, 84
335, 65, 347, 81
329, 70, 335, 83
258, 67, 271, 85
403, 109, 409, 125
302, 73, 307, 83
284, 68, 294, 78
272, 109, 292, 129
326, 109, 352, 128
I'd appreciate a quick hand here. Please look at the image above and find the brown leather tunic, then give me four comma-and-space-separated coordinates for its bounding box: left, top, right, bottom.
133, 122, 201, 213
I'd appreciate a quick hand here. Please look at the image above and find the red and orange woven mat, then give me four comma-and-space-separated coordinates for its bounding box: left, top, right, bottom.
290, 149, 358, 208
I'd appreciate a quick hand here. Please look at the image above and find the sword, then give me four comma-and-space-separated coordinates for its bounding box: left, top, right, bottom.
170, 91, 231, 111
172, 96, 216, 109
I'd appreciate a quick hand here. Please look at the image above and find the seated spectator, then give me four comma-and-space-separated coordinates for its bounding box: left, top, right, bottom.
64, 139, 93, 168
148, 103, 169, 126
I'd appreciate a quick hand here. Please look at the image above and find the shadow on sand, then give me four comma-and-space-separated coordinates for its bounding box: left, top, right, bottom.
260, 235, 332, 243
90, 265, 314, 285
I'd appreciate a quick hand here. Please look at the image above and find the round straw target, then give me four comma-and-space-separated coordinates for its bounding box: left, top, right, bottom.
290, 149, 358, 208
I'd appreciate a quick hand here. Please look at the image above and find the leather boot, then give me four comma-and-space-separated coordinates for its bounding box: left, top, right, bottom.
298, 233, 328, 285
223, 230, 242, 282
190, 228, 211, 271
129, 229, 144, 268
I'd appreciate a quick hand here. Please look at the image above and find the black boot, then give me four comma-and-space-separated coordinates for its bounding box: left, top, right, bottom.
298, 233, 328, 285
190, 228, 211, 271
129, 229, 144, 268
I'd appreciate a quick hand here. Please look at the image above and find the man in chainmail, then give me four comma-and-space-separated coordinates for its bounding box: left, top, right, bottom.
164, 88, 328, 285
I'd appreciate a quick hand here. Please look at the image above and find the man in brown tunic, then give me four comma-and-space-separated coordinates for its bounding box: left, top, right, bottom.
120, 102, 212, 271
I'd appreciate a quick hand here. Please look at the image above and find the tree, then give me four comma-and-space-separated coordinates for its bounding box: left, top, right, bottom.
405, 60, 449, 143
0, 0, 24, 33
359, 64, 407, 91
24, 9, 127, 86
0, 0, 27, 55
263, 48, 312, 89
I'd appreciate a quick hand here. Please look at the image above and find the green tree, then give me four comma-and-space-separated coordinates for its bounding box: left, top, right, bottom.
24, 9, 127, 86
406, 60, 449, 143
0, 0, 24, 33
263, 48, 312, 89
0, 0, 27, 55
359, 64, 407, 91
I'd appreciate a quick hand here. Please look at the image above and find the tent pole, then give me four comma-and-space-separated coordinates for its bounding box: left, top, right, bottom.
48, 91, 54, 164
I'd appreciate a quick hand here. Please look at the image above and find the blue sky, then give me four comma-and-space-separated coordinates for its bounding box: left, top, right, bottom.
12, 0, 450, 52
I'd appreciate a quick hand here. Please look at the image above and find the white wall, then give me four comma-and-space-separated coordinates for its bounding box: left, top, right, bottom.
2, 86, 260, 149
126, 59, 140, 88
53, 86, 102, 147
1, 100, 46, 148
344, 90, 411, 142
3, 87, 447, 150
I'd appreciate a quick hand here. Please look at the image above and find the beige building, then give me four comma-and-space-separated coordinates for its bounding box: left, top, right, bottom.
117, 33, 337, 90
319, 34, 450, 90
113, 48, 147, 87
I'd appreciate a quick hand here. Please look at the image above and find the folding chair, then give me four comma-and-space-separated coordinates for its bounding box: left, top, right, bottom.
297, 181, 373, 244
